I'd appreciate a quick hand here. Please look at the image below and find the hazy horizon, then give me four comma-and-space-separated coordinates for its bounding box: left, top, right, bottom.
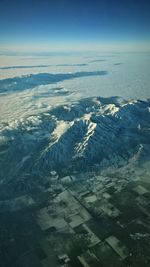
0, 0, 150, 53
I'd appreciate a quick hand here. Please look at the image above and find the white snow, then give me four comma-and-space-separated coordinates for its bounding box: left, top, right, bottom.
0, 52, 150, 122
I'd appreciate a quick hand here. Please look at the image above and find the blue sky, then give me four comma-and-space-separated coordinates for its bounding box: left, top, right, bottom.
0, 0, 150, 52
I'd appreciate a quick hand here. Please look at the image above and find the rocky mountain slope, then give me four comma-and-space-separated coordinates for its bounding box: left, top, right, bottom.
0, 96, 150, 197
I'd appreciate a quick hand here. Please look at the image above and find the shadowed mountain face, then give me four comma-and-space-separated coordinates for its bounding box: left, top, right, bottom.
0, 71, 107, 93
0, 96, 150, 198
37, 97, 150, 171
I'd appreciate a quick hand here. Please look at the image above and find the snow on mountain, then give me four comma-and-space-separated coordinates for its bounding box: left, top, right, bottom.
35, 97, 150, 172
0, 95, 149, 201
0, 96, 150, 190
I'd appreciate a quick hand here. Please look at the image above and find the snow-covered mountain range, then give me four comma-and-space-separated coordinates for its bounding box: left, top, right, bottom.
0, 96, 150, 197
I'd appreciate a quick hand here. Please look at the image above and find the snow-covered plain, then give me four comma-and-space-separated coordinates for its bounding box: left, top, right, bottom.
0, 51, 150, 192
0, 52, 150, 121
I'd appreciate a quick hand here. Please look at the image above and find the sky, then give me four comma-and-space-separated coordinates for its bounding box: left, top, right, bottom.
0, 0, 150, 52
